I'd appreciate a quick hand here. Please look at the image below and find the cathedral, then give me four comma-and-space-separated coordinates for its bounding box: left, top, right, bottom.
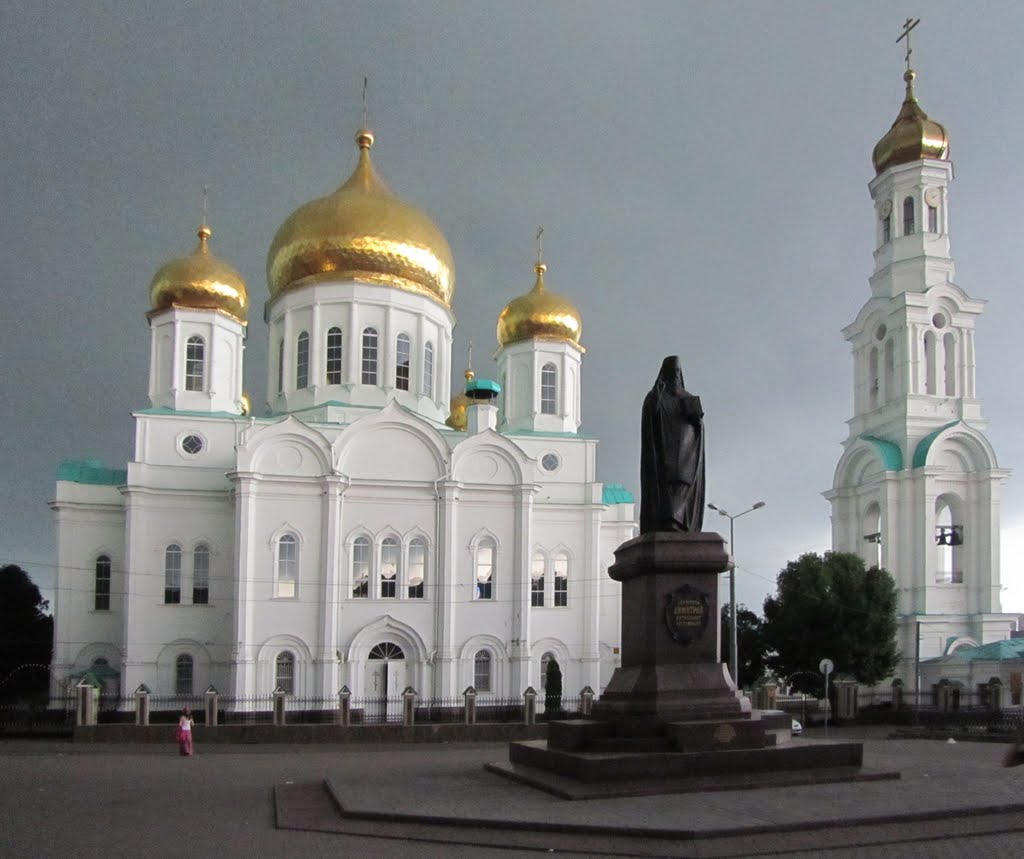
49, 127, 636, 705
826, 57, 1017, 684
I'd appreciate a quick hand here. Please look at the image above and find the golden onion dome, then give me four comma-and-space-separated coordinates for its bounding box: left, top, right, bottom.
149, 225, 248, 323
496, 262, 583, 350
872, 69, 949, 175
267, 129, 455, 306
445, 368, 474, 431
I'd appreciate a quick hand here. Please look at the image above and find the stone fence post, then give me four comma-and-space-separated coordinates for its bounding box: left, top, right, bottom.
463, 686, 477, 725
272, 686, 286, 726
523, 686, 537, 725
338, 686, 352, 726
76, 680, 97, 727
580, 685, 595, 717
204, 686, 219, 727
402, 686, 417, 727
891, 678, 904, 710
754, 681, 777, 711
834, 679, 858, 721
134, 684, 150, 726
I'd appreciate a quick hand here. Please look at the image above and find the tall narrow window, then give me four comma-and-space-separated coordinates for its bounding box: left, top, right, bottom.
192, 544, 209, 605
352, 536, 370, 598
928, 205, 938, 233
868, 347, 879, 410
474, 650, 492, 692
361, 327, 379, 384
882, 215, 891, 244
884, 339, 895, 402
275, 651, 294, 694
531, 552, 545, 607
164, 544, 182, 604
540, 363, 557, 415
423, 342, 434, 399
395, 333, 411, 391
175, 654, 193, 695
94, 555, 111, 611
553, 552, 568, 607
924, 330, 937, 395
326, 327, 343, 385
475, 537, 495, 600
277, 339, 284, 394
185, 336, 205, 392
408, 538, 427, 599
903, 196, 915, 235
944, 332, 956, 396
380, 537, 399, 598
296, 331, 309, 389
277, 534, 297, 598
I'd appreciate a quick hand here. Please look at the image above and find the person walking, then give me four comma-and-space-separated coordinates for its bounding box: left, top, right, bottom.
177, 707, 195, 756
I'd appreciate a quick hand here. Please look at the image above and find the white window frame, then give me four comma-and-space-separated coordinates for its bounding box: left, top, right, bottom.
553, 551, 569, 607
531, 551, 545, 607
474, 536, 496, 600
380, 536, 400, 598
362, 327, 379, 384
474, 649, 492, 692
395, 333, 411, 391
175, 653, 194, 695
192, 543, 210, 605
540, 362, 557, 415
423, 341, 434, 399
275, 651, 295, 694
296, 331, 310, 389
408, 537, 427, 598
164, 544, 182, 604
94, 555, 111, 611
352, 535, 371, 598
326, 327, 343, 385
185, 336, 205, 392
276, 534, 298, 599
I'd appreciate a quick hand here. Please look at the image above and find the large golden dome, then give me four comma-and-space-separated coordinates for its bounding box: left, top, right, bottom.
149, 225, 248, 323
267, 130, 455, 306
497, 262, 582, 349
872, 70, 949, 175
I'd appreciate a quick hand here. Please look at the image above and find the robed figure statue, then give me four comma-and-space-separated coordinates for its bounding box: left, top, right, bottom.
639, 356, 705, 534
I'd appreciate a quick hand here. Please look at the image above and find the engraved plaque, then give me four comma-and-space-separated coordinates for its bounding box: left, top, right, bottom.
664, 583, 710, 646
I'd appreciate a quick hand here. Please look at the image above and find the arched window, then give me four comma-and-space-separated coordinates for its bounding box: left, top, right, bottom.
380, 537, 399, 598
531, 551, 545, 607
924, 330, 937, 395
943, 332, 956, 396
540, 363, 557, 415
868, 347, 879, 410
474, 650, 492, 692
903, 196, 915, 236
475, 537, 495, 600
361, 327, 379, 384
275, 651, 295, 694
296, 331, 310, 389
395, 333, 411, 391
882, 214, 891, 244
326, 327, 343, 385
185, 336, 205, 392
94, 555, 111, 611
553, 551, 569, 607
935, 497, 964, 583
423, 342, 434, 399
192, 544, 209, 605
862, 503, 881, 569
164, 544, 182, 604
928, 204, 938, 233
352, 536, 370, 598
408, 537, 427, 599
276, 534, 297, 598
175, 654, 193, 695
277, 339, 284, 394
884, 339, 895, 402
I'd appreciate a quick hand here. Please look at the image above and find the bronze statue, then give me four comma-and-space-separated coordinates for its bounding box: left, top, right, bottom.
640, 356, 705, 533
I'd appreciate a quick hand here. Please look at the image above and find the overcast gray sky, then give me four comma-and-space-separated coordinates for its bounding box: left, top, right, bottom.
3, 1, 1023, 615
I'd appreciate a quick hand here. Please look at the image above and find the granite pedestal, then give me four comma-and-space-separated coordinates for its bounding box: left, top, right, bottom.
489, 531, 889, 797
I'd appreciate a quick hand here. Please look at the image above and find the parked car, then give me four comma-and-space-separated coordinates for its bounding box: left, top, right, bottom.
791, 719, 803, 736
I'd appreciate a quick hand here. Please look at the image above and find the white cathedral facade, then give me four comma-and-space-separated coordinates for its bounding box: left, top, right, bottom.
826, 63, 1017, 684
50, 128, 635, 704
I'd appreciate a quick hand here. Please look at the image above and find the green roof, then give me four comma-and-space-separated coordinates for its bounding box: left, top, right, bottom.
913, 421, 960, 468
860, 435, 903, 471
466, 378, 501, 398
602, 483, 634, 504
135, 407, 245, 419
934, 638, 1024, 663
56, 459, 127, 486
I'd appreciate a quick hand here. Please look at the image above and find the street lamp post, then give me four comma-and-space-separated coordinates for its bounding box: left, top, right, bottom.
707, 500, 766, 690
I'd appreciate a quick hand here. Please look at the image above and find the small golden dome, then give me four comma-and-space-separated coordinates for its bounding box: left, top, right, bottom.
149, 225, 248, 323
267, 130, 455, 306
872, 70, 949, 175
445, 368, 474, 430
496, 262, 582, 349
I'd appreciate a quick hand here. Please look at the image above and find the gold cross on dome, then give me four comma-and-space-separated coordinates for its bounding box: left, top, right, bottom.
897, 17, 920, 70
536, 225, 544, 264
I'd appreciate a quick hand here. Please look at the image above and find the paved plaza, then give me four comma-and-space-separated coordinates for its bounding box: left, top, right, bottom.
2, 725, 1023, 857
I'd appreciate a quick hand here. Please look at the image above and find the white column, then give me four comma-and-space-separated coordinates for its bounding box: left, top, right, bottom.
230, 474, 258, 696
509, 485, 534, 694
310, 303, 323, 394
433, 480, 460, 696
347, 303, 359, 386
318, 475, 346, 695
581, 487, 602, 689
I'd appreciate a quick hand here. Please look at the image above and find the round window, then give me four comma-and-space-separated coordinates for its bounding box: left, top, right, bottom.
875, 324, 887, 341
541, 453, 560, 472
932, 313, 947, 329
181, 434, 204, 455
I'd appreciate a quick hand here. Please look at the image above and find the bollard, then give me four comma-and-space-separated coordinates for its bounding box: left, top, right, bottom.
205, 685, 219, 727
463, 686, 477, 725
402, 686, 417, 727
135, 684, 151, 726
273, 686, 286, 726
338, 685, 352, 726
580, 685, 595, 717
523, 686, 537, 725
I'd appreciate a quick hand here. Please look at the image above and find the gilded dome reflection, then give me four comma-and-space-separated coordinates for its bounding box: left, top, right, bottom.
149, 226, 248, 323
497, 262, 582, 349
872, 70, 949, 175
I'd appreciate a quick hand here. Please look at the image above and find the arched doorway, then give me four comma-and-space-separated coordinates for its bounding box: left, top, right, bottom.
367, 642, 406, 722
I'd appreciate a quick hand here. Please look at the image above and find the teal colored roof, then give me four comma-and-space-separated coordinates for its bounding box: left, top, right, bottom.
936, 638, 1024, 663
135, 407, 246, 419
56, 459, 127, 486
602, 483, 634, 504
466, 378, 501, 398
913, 421, 960, 468
861, 435, 903, 471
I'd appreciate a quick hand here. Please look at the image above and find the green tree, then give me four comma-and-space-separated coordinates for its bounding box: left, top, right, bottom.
762, 552, 898, 691
0, 565, 53, 701
544, 658, 563, 714
720, 604, 768, 688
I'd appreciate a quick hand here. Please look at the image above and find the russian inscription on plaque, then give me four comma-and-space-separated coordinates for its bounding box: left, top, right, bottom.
664, 583, 710, 645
